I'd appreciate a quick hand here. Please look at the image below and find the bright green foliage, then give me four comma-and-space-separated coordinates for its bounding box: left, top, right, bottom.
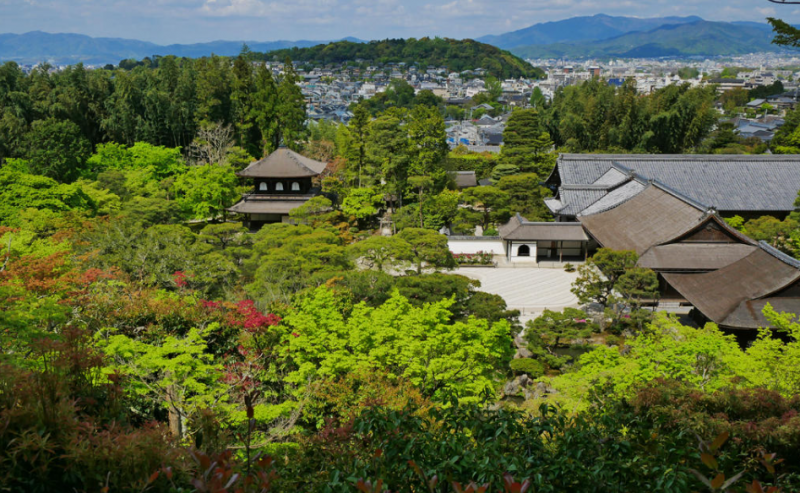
396, 227, 455, 274
735, 215, 800, 258
500, 109, 555, 176
548, 313, 743, 410
74, 179, 122, 216
98, 325, 227, 438
420, 189, 460, 232
87, 142, 186, 180
0, 168, 96, 226
341, 186, 382, 222
283, 287, 514, 401
735, 305, 800, 395
496, 173, 551, 221
457, 186, 510, 232
173, 164, 238, 220
347, 235, 412, 272
509, 358, 545, 378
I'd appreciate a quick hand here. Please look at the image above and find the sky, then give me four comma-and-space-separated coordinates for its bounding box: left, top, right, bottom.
0, 0, 796, 45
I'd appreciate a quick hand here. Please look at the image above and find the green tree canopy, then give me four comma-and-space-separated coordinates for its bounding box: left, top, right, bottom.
283, 287, 514, 401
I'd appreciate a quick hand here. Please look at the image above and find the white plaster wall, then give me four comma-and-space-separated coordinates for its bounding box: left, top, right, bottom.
448, 239, 505, 255
510, 242, 538, 262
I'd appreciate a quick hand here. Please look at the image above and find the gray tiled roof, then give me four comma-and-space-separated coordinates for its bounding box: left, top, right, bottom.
556, 187, 609, 215
550, 154, 800, 212
579, 181, 646, 216
591, 167, 628, 186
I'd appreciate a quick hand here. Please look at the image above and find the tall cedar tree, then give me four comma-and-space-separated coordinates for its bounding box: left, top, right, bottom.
252, 63, 279, 156
407, 106, 448, 228
349, 104, 370, 187
367, 109, 409, 211
275, 58, 307, 150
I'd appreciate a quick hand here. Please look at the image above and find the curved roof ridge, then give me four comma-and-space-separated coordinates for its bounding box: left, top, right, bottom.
658, 213, 757, 247
648, 180, 708, 211
758, 241, 800, 269
287, 149, 320, 175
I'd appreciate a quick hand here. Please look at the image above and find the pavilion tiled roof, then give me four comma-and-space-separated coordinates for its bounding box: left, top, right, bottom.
237, 147, 327, 179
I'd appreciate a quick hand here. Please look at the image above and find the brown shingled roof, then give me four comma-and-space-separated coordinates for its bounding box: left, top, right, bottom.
237, 147, 327, 178
638, 243, 757, 271
499, 214, 588, 241
578, 184, 705, 254
663, 246, 800, 329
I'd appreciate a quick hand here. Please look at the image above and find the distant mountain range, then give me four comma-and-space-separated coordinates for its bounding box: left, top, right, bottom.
507, 20, 778, 59
478, 15, 781, 60
0, 31, 364, 65
476, 14, 705, 49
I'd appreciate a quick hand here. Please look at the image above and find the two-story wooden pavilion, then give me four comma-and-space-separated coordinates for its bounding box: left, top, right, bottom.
227, 147, 327, 229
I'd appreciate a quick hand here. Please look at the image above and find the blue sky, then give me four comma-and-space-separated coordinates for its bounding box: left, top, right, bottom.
0, 0, 793, 44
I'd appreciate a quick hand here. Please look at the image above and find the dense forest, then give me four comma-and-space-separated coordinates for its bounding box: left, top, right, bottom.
0, 54, 306, 167
1, 51, 800, 492
261, 38, 544, 79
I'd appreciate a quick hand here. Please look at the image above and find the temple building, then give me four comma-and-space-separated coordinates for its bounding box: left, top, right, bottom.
571, 178, 800, 329
448, 161, 800, 330
227, 147, 327, 229
546, 154, 800, 221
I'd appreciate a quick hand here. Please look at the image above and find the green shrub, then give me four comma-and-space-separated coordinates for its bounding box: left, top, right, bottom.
510, 358, 545, 378
564, 262, 575, 272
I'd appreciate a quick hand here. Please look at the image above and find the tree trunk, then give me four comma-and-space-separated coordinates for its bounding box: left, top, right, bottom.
165, 378, 182, 440
418, 187, 424, 228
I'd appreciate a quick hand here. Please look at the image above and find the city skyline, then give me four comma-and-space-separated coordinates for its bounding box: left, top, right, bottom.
0, 0, 794, 45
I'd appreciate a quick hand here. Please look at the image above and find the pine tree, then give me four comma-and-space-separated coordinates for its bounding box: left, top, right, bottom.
500, 109, 554, 177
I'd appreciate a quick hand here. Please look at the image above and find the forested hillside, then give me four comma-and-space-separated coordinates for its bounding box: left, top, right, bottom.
262, 38, 543, 79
